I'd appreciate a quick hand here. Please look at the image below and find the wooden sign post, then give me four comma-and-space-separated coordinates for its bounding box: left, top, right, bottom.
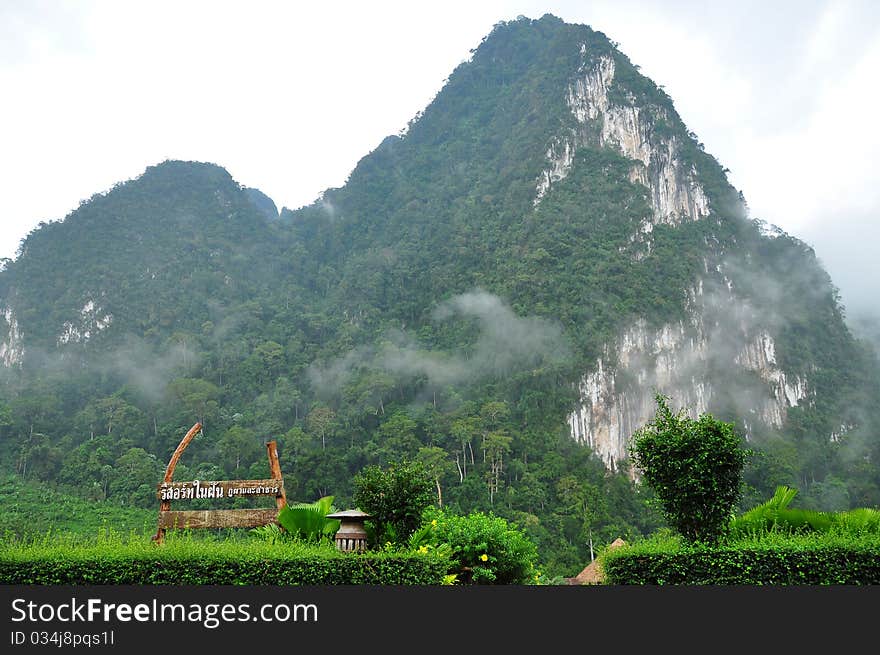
152, 422, 287, 544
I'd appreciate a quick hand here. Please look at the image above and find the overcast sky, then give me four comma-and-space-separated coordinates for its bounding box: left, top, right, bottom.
1, 0, 877, 319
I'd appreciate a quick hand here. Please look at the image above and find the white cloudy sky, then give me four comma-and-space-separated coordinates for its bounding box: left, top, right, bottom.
1, 0, 878, 317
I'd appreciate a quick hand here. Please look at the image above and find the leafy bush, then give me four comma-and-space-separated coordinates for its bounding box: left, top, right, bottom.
352, 460, 434, 546
598, 488, 880, 585
420, 509, 538, 584
630, 395, 748, 544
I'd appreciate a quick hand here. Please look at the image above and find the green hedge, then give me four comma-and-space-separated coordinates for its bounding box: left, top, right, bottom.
601, 533, 880, 585
0, 537, 450, 585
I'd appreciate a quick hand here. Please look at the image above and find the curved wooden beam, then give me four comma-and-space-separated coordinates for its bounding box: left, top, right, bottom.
152, 422, 201, 543
162, 422, 202, 483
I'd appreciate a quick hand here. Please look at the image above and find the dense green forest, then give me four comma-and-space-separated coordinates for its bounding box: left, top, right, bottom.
0, 15, 878, 577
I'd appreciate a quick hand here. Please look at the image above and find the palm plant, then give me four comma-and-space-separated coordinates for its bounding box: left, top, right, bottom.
730, 486, 833, 538
276, 495, 341, 543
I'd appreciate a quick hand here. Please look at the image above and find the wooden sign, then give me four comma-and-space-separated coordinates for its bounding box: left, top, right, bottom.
157, 479, 283, 501
152, 422, 287, 544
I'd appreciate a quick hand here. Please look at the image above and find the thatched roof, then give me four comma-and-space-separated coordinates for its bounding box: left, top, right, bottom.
567, 538, 627, 585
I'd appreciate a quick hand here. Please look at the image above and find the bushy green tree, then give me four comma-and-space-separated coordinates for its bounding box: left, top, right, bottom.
630, 395, 748, 544
352, 460, 434, 545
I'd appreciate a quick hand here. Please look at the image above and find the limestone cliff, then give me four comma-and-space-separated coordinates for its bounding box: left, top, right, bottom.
56, 299, 113, 346
536, 53, 709, 227
567, 276, 810, 469
0, 305, 22, 367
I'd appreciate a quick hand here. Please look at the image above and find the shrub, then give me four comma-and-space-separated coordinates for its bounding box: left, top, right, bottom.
352, 460, 434, 546
630, 394, 748, 544
421, 509, 538, 584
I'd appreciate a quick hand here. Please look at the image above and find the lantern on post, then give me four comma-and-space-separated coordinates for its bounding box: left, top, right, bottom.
325, 509, 371, 552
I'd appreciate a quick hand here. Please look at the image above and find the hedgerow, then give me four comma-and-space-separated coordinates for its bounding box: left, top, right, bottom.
600, 532, 880, 585
0, 532, 449, 585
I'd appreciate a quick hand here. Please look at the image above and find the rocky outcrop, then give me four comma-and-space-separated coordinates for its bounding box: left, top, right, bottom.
567, 281, 810, 469
57, 300, 113, 345
0, 305, 23, 367
536, 53, 709, 227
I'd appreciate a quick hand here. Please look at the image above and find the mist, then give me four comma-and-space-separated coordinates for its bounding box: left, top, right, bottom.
103, 335, 194, 405
308, 289, 573, 399
605, 243, 845, 439
800, 210, 880, 354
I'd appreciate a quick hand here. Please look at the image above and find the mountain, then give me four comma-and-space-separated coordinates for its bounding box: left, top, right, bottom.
1, 14, 878, 574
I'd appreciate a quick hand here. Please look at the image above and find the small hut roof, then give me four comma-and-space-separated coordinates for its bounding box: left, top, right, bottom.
569, 538, 627, 585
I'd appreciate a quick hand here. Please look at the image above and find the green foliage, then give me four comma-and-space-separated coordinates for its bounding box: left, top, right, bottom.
0, 14, 877, 581
729, 485, 880, 538
601, 491, 880, 584
0, 476, 155, 539
422, 508, 538, 584
600, 531, 880, 585
0, 531, 448, 585
730, 485, 829, 537
352, 460, 435, 546
834, 508, 880, 534
276, 495, 340, 543
249, 522, 286, 545
630, 395, 748, 544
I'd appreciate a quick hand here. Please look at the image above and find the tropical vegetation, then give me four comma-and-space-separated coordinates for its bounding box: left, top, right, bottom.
0, 15, 878, 582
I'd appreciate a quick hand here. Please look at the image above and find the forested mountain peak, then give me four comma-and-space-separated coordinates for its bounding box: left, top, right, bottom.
1, 15, 877, 576
0, 158, 281, 359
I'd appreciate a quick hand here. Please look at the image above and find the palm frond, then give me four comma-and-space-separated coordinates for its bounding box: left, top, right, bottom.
277, 495, 340, 541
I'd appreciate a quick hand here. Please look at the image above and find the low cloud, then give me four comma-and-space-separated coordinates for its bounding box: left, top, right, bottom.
308, 289, 572, 398
105, 335, 194, 404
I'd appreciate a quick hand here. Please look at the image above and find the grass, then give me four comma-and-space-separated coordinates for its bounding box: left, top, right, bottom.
0, 475, 156, 540
0, 526, 337, 560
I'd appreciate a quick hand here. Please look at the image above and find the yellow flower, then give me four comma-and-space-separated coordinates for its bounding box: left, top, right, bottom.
418, 545, 429, 554
479, 553, 488, 562
431, 519, 437, 527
